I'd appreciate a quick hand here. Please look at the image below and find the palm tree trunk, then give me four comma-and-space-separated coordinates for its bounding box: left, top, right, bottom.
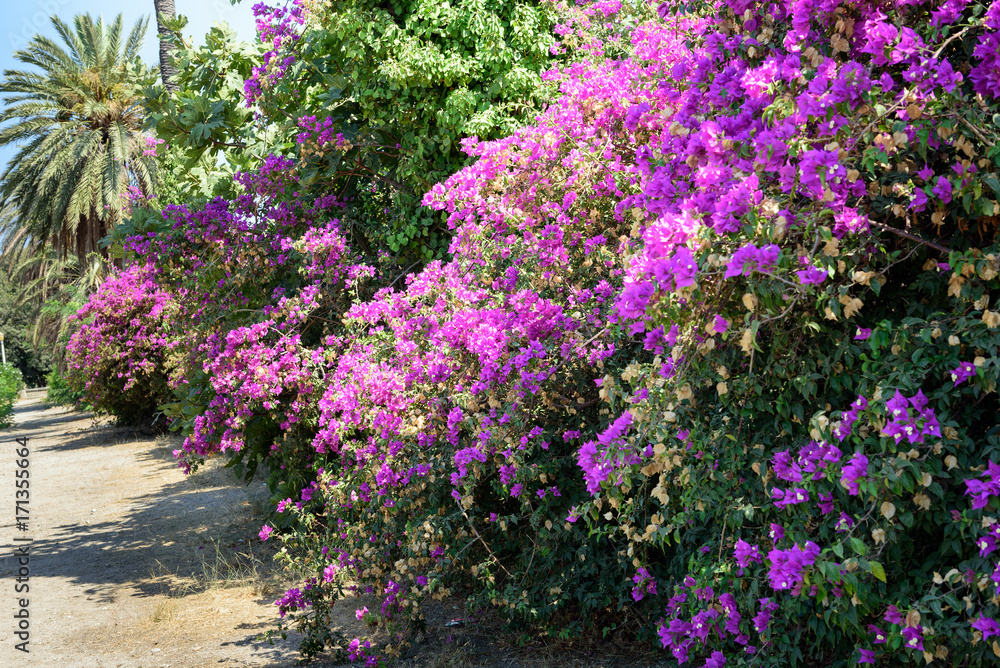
154, 0, 179, 92
76, 215, 87, 264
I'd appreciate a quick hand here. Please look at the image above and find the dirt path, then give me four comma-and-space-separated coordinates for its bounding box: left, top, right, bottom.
0, 395, 313, 667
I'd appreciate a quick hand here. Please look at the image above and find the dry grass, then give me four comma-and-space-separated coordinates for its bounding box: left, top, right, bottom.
149, 598, 179, 624
142, 438, 288, 600
193, 539, 282, 597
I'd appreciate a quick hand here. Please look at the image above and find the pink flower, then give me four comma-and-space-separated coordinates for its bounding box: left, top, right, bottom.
259, 525, 274, 541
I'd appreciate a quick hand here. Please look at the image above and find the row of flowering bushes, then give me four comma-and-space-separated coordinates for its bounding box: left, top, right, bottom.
65, 0, 1000, 664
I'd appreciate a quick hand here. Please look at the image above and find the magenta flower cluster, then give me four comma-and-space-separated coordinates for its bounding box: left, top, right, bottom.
243, 0, 306, 105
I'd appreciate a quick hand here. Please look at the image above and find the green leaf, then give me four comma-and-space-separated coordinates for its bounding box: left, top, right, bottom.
870, 562, 886, 582
983, 174, 1000, 198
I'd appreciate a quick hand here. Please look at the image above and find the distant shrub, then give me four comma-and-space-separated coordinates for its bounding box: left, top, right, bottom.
45, 367, 88, 408
0, 364, 24, 429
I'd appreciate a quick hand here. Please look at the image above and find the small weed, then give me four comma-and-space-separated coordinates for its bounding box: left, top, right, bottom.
150, 598, 178, 623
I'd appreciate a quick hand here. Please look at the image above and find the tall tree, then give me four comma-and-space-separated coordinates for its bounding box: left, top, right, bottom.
0, 13, 158, 263
153, 0, 179, 91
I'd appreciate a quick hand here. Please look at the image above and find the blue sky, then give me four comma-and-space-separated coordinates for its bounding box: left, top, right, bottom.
0, 0, 259, 173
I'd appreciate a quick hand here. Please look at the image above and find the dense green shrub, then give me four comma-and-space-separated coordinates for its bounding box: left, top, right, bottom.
44, 367, 88, 408
0, 363, 24, 429
144, 0, 615, 264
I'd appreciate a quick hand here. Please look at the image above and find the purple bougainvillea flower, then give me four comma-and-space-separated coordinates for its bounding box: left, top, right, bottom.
769, 523, 785, 541
964, 461, 1000, 510
818, 492, 834, 514
932, 176, 953, 204
950, 361, 976, 386
901, 626, 924, 651
704, 651, 727, 668
735, 538, 763, 567
978, 534, 997, 558
868, 624, 887, 644
854, 327, 872, 340
796, 265, 827, 285
259, 525, 274, 541
972, 616, 1000, 640
841, 452, 869, 495
766, 541, 820, 590
858, 648, 876, 664
885, 605, 905, 625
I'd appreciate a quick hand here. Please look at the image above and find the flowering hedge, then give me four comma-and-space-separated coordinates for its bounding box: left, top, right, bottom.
70, 0, 1000, 664
568, 0, 1000, 665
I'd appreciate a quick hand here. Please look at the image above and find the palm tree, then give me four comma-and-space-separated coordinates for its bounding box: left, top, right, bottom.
0, 13, 159, 264
153, 0, 179, 91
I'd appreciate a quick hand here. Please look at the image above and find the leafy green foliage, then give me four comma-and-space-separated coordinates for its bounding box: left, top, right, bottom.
142, 16, 264, 201
0, 269, 53, 387
283, 0, 571, 262
0, 364, 24, 429
44, 366, 86, 407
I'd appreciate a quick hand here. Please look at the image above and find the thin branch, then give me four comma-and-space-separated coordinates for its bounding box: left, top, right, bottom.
933, 26, 971, 60
870, 220, 952, 255
454, 499, 513, 579
952, 113, 997, 150
387, 261, 420, 289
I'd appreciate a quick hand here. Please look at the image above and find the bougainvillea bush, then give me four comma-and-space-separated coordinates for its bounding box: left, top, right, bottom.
571, 0, 1000, 666
69, 0, 1000, 664
65, 264, 181, 426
